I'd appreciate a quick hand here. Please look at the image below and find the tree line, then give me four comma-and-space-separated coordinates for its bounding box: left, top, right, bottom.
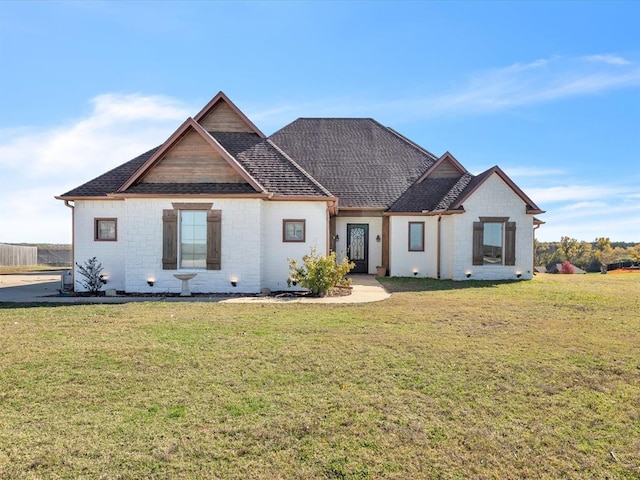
535, 237, 640, 272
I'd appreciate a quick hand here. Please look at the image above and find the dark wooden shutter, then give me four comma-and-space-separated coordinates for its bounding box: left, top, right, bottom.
505, 222, 516, 266
206, 209, 222, 270
472, 222, 483, 266
162, 209, 178, 270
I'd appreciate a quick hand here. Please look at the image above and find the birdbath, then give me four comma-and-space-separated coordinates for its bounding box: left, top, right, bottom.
173, 273, 197, 296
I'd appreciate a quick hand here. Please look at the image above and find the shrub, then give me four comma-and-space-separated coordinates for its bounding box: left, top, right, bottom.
75, 257, 106, 293
288, 248, 355, 297
560, 260, 574, 274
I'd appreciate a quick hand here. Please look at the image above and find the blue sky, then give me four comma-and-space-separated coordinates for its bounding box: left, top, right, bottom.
1, 0, 639, 244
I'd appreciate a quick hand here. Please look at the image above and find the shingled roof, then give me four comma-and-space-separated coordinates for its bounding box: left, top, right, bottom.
60, 147, 160, 197
269, 118, 438, 208
211, 131, 332, 197
388, 173, 473, 213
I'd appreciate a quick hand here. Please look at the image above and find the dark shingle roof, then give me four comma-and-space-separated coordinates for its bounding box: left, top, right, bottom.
124, 183, 256, 195
388, 174, 473, 212
269, 118, 438, 208
60, 147, 159, 197
211, 131, 332, 197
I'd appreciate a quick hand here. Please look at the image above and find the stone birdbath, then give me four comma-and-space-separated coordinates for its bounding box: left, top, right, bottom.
173, 273, 197, 296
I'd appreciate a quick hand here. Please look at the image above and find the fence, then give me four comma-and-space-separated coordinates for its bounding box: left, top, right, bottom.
38, 247, 72, 267
0, 243, 38, 266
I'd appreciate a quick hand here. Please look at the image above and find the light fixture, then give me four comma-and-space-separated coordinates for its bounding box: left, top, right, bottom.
335, 234, 340, 242
516, 271, 522, 279
100, 274, 109, 284
147, 276, 155, 287
376, 234, 381, 243
466, 271, 472, 278
412, 268, 418, 276
230, 277, 238, 287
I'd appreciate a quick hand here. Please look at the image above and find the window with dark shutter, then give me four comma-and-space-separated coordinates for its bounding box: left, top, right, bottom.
162, 209, 178, 270
206, 210, 222, 270
472, 222, 484, 265
504, 222, 516, 266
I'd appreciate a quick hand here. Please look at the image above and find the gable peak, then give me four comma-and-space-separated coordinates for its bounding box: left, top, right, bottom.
194, 91, 265, 137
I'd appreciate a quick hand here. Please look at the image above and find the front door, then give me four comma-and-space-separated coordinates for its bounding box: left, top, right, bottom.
347, 223, 369, 274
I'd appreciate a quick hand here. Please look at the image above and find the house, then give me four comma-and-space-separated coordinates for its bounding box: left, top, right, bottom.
57, 91, 544, 293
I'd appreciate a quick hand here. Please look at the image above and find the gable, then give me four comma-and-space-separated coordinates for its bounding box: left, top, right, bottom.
142, 129, 246, 184
198, 101, 257, 133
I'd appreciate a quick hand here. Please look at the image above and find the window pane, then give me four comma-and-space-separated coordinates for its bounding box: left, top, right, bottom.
408, 222, 424, 251
180, 211, 207, 269
284, 220, 305, 242
483, 222, 503, 264
97, 220, 116, 240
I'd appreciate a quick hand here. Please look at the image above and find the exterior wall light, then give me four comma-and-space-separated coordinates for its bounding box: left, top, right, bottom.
412, 268, 418, 276
516, 271, 522, 279
376, 234, 381, 242
466, 271, 472, 278
147, 277, 155, 287
335, 234, 340, 242
100, 274, 109, 284
230, 277, 238, 287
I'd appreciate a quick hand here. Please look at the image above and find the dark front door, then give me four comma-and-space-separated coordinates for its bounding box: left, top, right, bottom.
347, 223, 369, 274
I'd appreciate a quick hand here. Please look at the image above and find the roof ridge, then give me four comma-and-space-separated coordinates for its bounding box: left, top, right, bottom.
266, 139, 334, 197
433, 173, 473, 211
384, 126, 439, 162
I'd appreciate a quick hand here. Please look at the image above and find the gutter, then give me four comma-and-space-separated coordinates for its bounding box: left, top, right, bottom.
63, 200, 75, 289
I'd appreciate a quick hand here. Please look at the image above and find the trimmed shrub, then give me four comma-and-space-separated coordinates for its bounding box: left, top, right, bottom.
288, 248, 355, 297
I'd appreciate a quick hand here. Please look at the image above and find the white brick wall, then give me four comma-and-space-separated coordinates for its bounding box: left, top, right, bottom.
73, 200, 126, 291
388, 216, 439, 277
261, 201, 329, 291
73, 197, 331, 293
451, 174, 534, 281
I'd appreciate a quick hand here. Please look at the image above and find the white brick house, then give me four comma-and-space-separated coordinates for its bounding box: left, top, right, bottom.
57, 92, 544, 293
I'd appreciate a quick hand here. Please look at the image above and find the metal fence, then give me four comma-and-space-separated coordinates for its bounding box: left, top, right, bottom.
38, 247, 72, 267
0, 243, 38, 266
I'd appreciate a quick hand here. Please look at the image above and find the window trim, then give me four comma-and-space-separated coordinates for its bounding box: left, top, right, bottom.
473, 217, 516, 266
179, 210, 207, 270
408, 221, 425, 252
283, 219, 306, 243
94, 218, 117, 242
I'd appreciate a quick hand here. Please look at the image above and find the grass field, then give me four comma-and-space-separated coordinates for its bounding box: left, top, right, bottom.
1, 274, 639, 479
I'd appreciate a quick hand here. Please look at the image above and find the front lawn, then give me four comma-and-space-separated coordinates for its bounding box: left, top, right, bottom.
1, 274, 638, 479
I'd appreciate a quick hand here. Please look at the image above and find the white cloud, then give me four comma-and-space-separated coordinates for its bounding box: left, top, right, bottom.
503, 166, 566, 178
584, 54, 631, 66
525, 184, 625, 203
0, 93, 191, 244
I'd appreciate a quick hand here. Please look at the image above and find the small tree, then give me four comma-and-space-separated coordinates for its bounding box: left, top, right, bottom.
75, 257, 105, 293
288, 248, 355, 297
560, 260, 574, 274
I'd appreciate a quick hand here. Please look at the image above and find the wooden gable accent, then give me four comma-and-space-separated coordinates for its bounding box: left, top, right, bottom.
142, 129, 246, 184
118, 118, 265, 193
418, 152, 467, 182
194, 91, 265, 137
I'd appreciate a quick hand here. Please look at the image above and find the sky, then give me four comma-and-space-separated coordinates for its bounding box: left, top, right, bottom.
0, 0, 639, 244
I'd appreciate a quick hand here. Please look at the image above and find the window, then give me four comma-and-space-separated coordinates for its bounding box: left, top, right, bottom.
408, 222, 424, 251
95, 218, 117, 241
180, 211, 207, 269
473, 218, 516, 266
162, 204, 221, 270
283, 219, 306, 242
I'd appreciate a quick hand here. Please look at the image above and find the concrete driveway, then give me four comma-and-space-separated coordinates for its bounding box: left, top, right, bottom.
0, 272, 65, 302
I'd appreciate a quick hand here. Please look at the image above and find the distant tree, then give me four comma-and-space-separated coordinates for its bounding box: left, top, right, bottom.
559, 236, 580, 263
595, 237, 611, 252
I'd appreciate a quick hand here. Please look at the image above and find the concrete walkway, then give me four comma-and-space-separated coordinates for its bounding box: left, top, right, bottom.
0, 273, 390, 304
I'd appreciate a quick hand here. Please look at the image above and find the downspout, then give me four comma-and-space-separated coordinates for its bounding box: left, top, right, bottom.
63, 200, 75, 289
533, 222, 541, 273
437, 215, 442, 279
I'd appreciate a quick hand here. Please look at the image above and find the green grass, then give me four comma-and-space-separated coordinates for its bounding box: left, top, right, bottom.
1, 274, 639, 479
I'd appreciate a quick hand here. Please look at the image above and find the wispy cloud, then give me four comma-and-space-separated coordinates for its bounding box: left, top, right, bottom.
584, 54, 631, 66
0, 94, 191, 243
503, 166, 566, 178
